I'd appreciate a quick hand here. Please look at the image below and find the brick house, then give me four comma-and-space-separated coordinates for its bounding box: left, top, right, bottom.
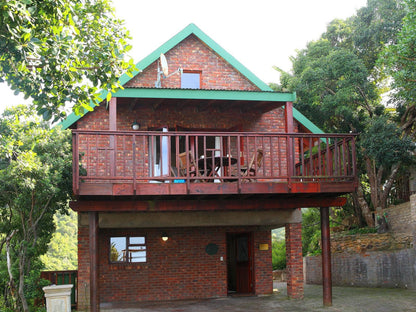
62, 24, 357, 311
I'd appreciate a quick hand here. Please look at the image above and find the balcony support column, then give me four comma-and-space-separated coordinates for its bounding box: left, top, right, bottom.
89, 212, 99, 312
109, 97, 117, 130
285, 101, 294, 133
320, 206, 332, 306
285, 101, 294, 180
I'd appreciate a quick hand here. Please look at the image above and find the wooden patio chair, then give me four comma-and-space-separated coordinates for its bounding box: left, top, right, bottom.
178, 151, 197, 177
240, 149, 263, 181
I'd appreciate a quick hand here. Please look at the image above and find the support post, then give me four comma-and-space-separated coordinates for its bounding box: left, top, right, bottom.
285, 222, 304, 299
320, 207, 332, 306
285, 101, 294, 133
285, 102, 294, 182
89, 212, 99, 312
109, 97, 117, 131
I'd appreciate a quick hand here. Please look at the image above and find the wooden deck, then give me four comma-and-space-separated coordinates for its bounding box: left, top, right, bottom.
72, 130, 357, 198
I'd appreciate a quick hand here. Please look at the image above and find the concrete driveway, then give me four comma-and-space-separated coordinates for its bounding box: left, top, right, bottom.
101, 282, 416, 312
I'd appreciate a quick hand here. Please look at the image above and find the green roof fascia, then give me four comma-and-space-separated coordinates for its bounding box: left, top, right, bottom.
292, 107, 325, 134
113, 88, 296, 102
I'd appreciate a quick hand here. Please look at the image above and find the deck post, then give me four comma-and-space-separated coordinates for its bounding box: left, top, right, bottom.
285, 102, 294, 183
89, 212, 99, 312
285, 101, 294, 133
320, 206, 332, 306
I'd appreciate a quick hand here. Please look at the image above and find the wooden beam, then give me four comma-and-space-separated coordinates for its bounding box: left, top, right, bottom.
70, 196, 347, 212
89, 212, 99, 312
109, 97, 117, 130
320, 206, 332, 306
285, 101, 294, 133
285, 101, 294, 183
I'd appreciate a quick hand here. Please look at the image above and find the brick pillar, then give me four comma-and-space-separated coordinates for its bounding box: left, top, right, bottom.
285, 222, 304, 299
77, 213, 91, 311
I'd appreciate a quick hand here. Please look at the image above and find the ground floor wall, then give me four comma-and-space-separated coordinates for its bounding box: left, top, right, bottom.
305, 248, 416, 289
77, 215, 279, 310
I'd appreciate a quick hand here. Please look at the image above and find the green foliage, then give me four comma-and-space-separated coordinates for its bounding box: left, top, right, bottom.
0, 0, 137, 122
381, 0, 416, 137
286, 38, 380, 133
360, 116, 415, 171
302, 209, 322, 256
0, 105, 72, 311
272, 229, 286, 270
273, 0, 409, 226
351, 0, 406, 72
40, 210, 77, 270
346, 226, 378, 235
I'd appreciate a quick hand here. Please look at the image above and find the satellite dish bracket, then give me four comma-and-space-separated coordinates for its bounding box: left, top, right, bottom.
155, 53, 182, 88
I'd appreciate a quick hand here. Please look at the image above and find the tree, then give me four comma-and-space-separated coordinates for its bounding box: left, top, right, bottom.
0, 105, 72, 311
351, 0, 406, 72
359, 117, 415, 211
272, 0, 408, 227
284, 39, 379, 134
39, 210, 77, 271
0, 0, 137, 122
301, 208, 321, 256
271, 228, 286, 270
382, 0, 416, 137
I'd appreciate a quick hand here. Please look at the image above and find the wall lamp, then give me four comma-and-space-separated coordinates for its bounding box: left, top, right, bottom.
161, 232, 169, 242
132, 120, 140, 130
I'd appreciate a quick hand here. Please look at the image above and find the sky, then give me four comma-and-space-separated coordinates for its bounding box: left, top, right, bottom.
0, 0, 368, 114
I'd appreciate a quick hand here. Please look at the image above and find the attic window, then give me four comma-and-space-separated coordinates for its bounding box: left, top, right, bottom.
181, 71, 201, 89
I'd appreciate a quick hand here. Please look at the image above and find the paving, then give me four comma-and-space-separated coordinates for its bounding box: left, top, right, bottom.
100, 282, 416, 312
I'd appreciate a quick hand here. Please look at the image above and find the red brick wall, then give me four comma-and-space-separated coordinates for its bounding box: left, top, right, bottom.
76, 217, 273, 307
77, 219, 90, 312
75, 103, 294, 179
253, 230, 273, 295
125, 34, 259, 91
76, 99, 290, 133
285, 222, 304, 299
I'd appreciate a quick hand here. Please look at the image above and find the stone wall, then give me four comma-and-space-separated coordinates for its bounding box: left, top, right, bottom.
376, 201, 415, 238
305, 249, 416, 289
305, 195, 416, 289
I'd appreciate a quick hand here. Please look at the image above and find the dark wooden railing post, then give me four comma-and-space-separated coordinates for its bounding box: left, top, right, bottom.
132, 134, 137, 195
320, 206, 332, 306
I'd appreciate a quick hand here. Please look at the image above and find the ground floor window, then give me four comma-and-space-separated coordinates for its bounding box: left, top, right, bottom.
110, 236, 146, 263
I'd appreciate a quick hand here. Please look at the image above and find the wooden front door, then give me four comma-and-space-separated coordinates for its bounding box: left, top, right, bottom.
227, 233, 253, 294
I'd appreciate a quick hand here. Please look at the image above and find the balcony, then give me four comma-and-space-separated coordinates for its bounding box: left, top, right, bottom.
72, 130, 357, 198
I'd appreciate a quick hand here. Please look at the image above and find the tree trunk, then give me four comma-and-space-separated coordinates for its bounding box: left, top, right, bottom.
356, 184, 375, 227
380, 163, 400, 209
351, 193, 365, 226
364, 156, 380, 210
6, 230, 18, 311
18, 247, 29, 312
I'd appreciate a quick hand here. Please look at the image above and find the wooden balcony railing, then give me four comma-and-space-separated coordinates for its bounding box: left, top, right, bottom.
72, 130, 357, 196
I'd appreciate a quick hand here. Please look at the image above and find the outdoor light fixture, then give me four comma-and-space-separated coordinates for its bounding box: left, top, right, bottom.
132, 120, 140, 130
161, 232, 169, 242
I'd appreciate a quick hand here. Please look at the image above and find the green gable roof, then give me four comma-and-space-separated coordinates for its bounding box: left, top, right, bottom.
59, 23, 323, 134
